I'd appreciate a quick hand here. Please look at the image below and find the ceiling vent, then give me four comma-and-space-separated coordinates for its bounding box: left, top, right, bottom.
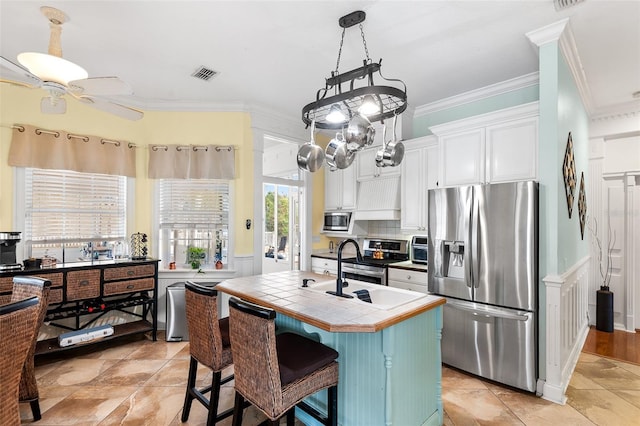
554, 0, 584, 10
191, 66, 218, 81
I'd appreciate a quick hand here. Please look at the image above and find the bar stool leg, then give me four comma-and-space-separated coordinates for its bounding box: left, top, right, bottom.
285, 408, 296, 426
327, 385, 338, 426
30, 399, 42, 421
207, 371, 222, 426
181, 356, 198, 422
232, 392, 245, 426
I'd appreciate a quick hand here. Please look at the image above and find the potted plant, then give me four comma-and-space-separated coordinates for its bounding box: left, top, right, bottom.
187, 246, 206, 270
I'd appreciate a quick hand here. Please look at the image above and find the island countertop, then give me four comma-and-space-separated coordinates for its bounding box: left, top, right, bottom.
215, 270, 445, 333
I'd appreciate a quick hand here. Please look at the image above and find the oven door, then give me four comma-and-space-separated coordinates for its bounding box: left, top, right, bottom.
341, 263, 386, 285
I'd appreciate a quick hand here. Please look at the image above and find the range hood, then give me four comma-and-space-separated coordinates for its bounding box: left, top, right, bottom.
353, 176, 401, 220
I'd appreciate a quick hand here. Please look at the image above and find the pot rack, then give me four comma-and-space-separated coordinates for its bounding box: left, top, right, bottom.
301, 11, 408, 130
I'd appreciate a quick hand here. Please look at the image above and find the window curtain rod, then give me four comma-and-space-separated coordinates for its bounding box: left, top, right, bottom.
10, 125, 136, 148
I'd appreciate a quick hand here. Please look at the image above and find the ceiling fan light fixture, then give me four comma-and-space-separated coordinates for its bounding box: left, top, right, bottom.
326, 104, 346, 123
18, 52, 88, 85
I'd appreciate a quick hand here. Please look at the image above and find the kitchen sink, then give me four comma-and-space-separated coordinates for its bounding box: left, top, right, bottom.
303, 279, 427, 310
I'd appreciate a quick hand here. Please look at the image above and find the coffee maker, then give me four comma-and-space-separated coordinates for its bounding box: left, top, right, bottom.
0, 231, 22, 271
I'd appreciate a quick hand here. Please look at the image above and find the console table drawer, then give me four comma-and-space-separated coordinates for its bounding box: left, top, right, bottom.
66, 269, 101, 301
104, 277, 155, 296
103, 264, 155, 281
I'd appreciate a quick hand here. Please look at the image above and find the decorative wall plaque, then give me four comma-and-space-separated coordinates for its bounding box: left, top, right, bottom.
578, 172, 586, 240
563, 132, 577, 218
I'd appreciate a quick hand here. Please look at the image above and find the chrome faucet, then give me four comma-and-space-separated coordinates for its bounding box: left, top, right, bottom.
327, 238, 363, 299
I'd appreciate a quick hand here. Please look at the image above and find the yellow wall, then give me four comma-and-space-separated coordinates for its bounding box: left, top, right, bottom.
0, 84, 255, 255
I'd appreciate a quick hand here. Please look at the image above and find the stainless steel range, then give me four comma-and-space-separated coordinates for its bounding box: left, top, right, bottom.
341, 238, 408, 285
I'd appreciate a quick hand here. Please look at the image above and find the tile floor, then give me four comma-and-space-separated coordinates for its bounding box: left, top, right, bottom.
19, 332, 640, 425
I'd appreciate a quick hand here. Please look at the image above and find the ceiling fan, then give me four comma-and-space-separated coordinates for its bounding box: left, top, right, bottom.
0, 6, 143, 121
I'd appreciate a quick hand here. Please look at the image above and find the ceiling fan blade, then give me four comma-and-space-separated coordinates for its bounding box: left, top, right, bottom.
68, 77, 133, 96
78, 95, 143, 121
0, 56, 42, 87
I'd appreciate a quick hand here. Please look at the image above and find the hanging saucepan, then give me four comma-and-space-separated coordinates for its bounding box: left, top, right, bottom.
375, 115, 404, 167
325, 131, 356, 170
297, 119, 324, 172
345, 113, 375, 152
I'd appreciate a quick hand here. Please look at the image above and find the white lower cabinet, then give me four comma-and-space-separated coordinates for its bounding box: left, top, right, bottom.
311, 257, 337, 276
401, 136, 438, 232
388, 267, 428, 294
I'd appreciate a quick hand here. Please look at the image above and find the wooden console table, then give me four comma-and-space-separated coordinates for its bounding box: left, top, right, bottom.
0, 259, 159, 355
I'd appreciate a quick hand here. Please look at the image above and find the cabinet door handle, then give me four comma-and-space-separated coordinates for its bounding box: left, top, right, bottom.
79, 280, 89, 286
126, 284, 134, 289
127, 270, 134, 276
407, 275, 411, 280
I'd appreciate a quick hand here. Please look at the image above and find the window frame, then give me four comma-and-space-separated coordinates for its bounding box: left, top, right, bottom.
152, 178, 234, 271
13, 167, 135, 262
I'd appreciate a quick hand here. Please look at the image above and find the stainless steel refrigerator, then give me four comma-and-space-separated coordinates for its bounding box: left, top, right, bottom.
427, 181, 538, 392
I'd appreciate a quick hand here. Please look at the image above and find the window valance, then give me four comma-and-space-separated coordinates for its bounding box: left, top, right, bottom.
8, 124, 136, 177
148, 144, 235, 179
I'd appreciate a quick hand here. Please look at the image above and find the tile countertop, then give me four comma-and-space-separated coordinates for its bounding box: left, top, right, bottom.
216, 270, 445, 333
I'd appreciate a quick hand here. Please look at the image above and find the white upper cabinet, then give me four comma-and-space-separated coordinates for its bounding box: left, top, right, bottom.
430, 102, 539, 187
439, 129, 485, 187
401, 136, 438, 231
485, 116, 538, 183
324, 166, 357, 211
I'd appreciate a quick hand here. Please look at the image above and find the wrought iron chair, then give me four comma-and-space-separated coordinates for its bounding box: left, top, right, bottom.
228, 297, 339, 426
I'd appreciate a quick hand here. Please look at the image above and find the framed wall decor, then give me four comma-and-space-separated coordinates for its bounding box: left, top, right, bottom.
578, 172, 587, 240
562, 132, 577, 218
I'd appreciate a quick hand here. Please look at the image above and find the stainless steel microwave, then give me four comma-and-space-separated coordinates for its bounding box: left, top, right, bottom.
323, 211, 351, 232
411, 236, 428, 264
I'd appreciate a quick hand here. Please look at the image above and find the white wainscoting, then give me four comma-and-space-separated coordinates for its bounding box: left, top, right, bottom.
542, 255, 590, 404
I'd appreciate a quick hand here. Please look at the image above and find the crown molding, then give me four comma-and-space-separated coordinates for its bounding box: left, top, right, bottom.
526, 18, 593, 115
414, 72, 539, 117
525, 18, 569, 47
590, 101, 640, 122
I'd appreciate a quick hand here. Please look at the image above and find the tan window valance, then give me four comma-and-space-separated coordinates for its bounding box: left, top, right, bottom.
148, 144, 235, 179
8, 124, 136, 177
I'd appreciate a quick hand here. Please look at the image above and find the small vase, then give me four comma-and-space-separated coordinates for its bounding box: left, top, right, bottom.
215, 260, 223, 270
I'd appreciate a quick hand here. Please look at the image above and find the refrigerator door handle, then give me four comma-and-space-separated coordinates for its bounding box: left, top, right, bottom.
465, 188, 474, 288
447, 299, 530, 322
470, 187, 480, 289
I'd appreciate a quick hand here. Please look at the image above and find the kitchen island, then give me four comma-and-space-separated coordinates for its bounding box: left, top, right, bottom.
216, 270, 445, 426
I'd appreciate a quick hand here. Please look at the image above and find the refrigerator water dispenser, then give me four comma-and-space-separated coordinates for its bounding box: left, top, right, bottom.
443, 241, 465, 279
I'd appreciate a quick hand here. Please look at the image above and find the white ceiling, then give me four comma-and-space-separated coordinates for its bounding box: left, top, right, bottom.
1, 0, 639, 123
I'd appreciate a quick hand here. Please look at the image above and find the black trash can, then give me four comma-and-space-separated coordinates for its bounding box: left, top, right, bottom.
596, 286, 614, 332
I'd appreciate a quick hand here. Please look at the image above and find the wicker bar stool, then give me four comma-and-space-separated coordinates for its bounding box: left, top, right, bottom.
0, 296, 40, 426
228, 297, 339, 426
11, 276, 52, 422
181, 281, 234, 425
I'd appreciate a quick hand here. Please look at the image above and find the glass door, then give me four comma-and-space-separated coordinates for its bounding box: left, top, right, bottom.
263, 183, 300, 273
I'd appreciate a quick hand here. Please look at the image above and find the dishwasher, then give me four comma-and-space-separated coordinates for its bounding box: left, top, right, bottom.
166, 281, 219, 342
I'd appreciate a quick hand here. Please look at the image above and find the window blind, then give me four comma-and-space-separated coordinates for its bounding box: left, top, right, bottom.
25, 168, 127, 243
159, 179, 229, 228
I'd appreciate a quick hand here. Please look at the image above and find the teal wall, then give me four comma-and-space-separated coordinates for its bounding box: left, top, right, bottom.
412, 85, 540, 137
537, 38, 589, 382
